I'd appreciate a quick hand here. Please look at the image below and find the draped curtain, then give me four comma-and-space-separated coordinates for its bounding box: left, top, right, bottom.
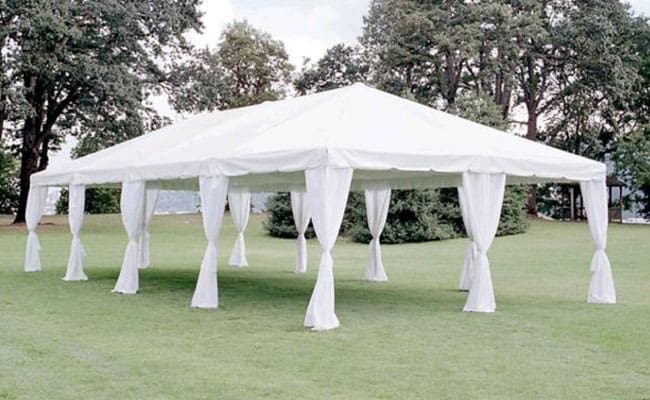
458, 188, 476, 290
228, 191, 251, 267
363, 188, 391, 282
459, 172, 506, 313
580, 179, 616, 304
113, 181, 146, 294
291, 191, 310, 273
303, 167, 353, 331
191, 175, 229, 308
63, 184, 88, 281
24, 186, 49, 272
137, 188, 159, 269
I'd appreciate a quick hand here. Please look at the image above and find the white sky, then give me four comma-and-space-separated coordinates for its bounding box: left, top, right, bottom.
629, 0, 650, 16
51, 0, 650, 167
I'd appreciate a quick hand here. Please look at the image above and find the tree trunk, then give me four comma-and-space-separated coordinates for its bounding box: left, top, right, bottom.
13, 120, 41, 224
526, 108, 538, 215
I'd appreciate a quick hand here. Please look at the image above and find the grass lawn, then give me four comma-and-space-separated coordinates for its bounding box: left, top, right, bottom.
0, 213, 649, 399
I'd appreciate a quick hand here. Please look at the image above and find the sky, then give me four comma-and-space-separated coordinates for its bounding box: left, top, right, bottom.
629, 0, 650, 16
186, 0, 370, 66
51, 0, 650, 167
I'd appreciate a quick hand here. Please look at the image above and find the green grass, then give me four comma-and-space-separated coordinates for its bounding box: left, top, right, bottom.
0, 213, 649, 399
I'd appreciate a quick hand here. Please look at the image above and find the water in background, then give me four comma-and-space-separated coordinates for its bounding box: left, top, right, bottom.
44, 189, 271, 215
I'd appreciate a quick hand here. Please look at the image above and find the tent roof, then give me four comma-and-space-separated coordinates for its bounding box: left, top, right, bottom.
32, 83, 606, 191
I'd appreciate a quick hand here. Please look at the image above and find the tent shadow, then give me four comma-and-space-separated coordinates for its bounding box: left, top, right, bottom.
86, 267, 469, 313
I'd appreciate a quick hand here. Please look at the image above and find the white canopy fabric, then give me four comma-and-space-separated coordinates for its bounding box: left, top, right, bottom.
137, 188, 160, 269
24, 83, 616, 330
227, 191, 251, 267
112, 181, 146, 294
304, 166, 353, 331
31, 83, 605, 190
460, 172, 507, 312
62, 184, 88, 281
363, 188, 391, 282
24, 185, 48, 272
191, 176, 229, 308
290, 191, 310, 274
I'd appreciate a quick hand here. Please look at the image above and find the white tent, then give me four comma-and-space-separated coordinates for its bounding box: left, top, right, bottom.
24, 83, 616, 330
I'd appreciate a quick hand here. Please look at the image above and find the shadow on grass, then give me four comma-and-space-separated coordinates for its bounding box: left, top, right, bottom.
85, 266, 469, 313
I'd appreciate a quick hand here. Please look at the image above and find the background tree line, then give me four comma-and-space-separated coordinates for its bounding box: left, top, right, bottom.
1, 0, 649, 238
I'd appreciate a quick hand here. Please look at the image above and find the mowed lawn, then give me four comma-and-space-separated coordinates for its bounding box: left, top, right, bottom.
0, 213, 649, 399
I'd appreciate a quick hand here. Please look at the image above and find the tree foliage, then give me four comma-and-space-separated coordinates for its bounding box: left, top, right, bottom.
0, 145, 18, 214
170, 20, 294, 112
362, 0, 644, 215
294, 44, 369, 94
0, 0, 202, 223
56, 187, 120, 215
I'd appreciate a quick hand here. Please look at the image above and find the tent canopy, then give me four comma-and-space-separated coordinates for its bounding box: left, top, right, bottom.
32, 83, 605, 191
24, 83, 615, 331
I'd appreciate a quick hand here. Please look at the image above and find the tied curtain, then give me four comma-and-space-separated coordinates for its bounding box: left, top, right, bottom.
138, 188, 159, 269
63, 185, 88, 281
304, 167, 353, 331
24, 186, 48, 272
291, 191, 310, 273
228, 191, 251, 267
363, 188, 391, 282
580, 180, 616, 303
191, 175, 229, 308
459, 172, 506, 313
113, 181, 146, 294
458, 188, 477, 291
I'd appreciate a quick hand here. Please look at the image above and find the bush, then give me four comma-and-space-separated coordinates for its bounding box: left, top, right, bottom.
497, 186, 530, 236
0, 147, 19, 215
56, 187, 121, 214
263, 193, 315, 239
263, 185, 529, 243
343, 190, 458, 244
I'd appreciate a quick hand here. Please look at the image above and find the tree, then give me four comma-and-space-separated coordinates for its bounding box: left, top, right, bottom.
614, 127, 650, 217
170, 20, 294, 113
1, 1, 202, 223
363, 0, 643, 215
362, 0, 483, 107
55, 187, 120, 215
613, 17, 650, 216
294, 44, 368, 94
545, 0, 639, 157
0, 144, 18, 214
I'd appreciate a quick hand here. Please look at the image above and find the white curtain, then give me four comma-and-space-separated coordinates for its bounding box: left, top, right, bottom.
460, 172, 506, 313
580, 179, 616, 304
137, 188, 159, 269
24, 185, 48, 272
63, 185, 88, 281
458, 188, 476, 291
291, 191, 310, 274
304, 167, 353, 331
363, 188, 391, 282
112, 181, 146, 294
191, 175, 229, 308
228, 191, 251, 267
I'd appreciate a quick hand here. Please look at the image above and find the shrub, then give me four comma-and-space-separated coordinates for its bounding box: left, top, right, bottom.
343, 190, 459, 244
497, 186, 530, 236
263, 185, 529, 243
56, 187, 121, 214
263, 192, 315, 239
0, 148, 19, 215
